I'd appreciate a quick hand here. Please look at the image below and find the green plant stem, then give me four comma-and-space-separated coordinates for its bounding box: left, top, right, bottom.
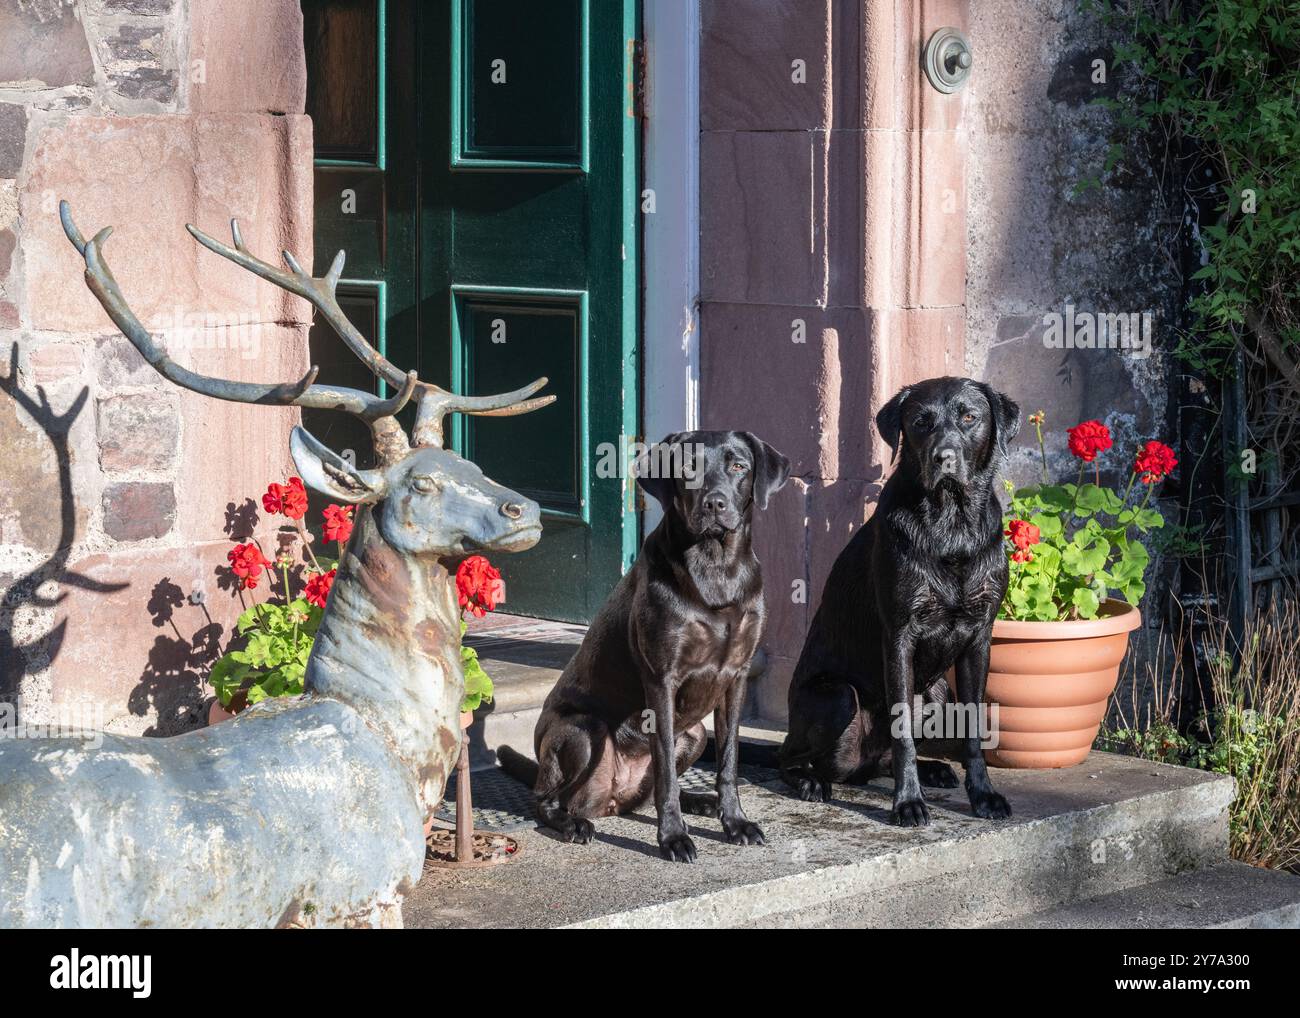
1035, 417, 1049, 484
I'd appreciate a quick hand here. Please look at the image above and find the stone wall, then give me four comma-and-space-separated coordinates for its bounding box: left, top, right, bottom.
0, 0, 312, 735
699, 1, 968, 722
964, 1, 1176, 487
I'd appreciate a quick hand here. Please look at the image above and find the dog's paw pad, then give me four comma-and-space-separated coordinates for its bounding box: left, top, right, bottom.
890, 797, 931, 827
658, 831, 698, 864
723, 820, 766, 847
971, 791, 1012, 820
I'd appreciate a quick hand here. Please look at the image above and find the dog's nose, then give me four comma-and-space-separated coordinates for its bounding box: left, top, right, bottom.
933, 447, 959, 473
500, 501, 525, 520
702, 491, 727, 514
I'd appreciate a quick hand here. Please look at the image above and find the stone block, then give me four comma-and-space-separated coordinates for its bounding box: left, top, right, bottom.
0, 227, 15, 280
0, 2, 95, 88
49, 539, 251, 736
21, 112, 315, 333
0, 103, 26, 178
94, 332, 163, 387
751, 476, 809, 662
28, 341, 85, 385
700, 130, 826, 306
190, 0, 307, 115
701, 0, 831, 132
96, 392, 179, 472
103, 481, 176, 541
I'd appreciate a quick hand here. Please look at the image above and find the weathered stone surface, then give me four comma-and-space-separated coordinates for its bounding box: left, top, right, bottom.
49, 540, 243, 735
104, 23, 163, 62
700, 130, 826, 306
0, 300, 17, 329
172, 324, 304, 543
22, 113, 315, 333
103, 0, 177, 12
190, 0, 307, 114
701, 303, 874, 479
0, 393, 61, 551
0, 228, 15, 280
1047, 47, 1118, 106
701, 0, 831, 132
750, 476, 808, 667
96, 392, 179, 472
0, 1, 96, 88
102, 481, 176, 541
0, 103, 27, 178
93, 332, 161, 386
28, 341, 84, 385
111, 65, 178, 104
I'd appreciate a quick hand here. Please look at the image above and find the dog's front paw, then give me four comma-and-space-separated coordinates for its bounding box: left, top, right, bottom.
721, 816, 766, 847
680, 790, 720, 817
791, 775, 832, 803
658, 829, 698, 863
890, 796, 931, 827
970, 789, 1012, 819
563, 817, 595, 844
917, 760, 960, 788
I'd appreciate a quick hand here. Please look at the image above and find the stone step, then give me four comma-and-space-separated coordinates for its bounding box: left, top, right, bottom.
404, 751, 1236, 929
461, 617, 584, 770
987, 862, 1300, 929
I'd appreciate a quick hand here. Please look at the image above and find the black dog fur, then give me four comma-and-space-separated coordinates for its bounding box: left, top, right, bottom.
500, 431, 790, 862
779, 376, 1020, 826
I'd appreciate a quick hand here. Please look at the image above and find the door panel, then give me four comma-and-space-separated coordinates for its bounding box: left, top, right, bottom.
303, 0, 638, 623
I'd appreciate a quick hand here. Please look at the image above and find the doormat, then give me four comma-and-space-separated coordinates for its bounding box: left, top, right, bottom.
436, 762, 782, 834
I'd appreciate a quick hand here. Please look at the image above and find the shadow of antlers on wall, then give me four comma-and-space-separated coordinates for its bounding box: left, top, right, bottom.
2, 343, 239, 735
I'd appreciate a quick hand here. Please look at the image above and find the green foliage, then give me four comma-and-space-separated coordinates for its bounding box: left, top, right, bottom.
1002, 479, 1163, 621
1085, 0, 1300, 374
210, 597, 321, 707
459, 620, 495, 713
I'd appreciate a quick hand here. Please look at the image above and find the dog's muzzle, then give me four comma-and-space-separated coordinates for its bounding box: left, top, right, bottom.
921, 443, 969, 490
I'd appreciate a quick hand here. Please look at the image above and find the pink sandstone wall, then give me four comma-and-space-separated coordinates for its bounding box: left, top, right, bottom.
699, 1, 968, 722
0, 0, 312, 734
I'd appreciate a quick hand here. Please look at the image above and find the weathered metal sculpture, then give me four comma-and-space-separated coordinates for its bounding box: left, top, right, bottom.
0, 203, 550, 928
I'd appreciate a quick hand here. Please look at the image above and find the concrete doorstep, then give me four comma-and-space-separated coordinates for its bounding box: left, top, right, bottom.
402, 751, 1300, 929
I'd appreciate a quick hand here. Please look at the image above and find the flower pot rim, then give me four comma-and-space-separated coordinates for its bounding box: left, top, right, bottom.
992, 598, 1141, 640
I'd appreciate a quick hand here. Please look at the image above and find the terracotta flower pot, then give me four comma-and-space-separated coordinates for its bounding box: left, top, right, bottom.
947, 599, 1141, 769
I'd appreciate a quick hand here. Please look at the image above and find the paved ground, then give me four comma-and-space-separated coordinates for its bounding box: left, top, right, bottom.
404, 751, 1232, 928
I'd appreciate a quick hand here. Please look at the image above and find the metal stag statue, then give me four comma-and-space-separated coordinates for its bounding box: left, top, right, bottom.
0, 203, 552, 928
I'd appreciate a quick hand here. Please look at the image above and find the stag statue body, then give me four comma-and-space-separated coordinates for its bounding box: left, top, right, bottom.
0, 205, 550, 928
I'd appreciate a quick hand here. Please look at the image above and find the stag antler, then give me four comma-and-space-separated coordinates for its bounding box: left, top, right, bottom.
62, 202, 555, 465
183, 217, 555, 449
61, 201, 419, 462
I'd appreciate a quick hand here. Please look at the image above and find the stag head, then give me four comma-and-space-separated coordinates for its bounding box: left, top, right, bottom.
59, 201, 551, 558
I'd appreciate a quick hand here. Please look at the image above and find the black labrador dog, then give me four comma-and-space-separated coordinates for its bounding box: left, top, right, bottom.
500, 431, 790, 862
779, 377, 1019, 826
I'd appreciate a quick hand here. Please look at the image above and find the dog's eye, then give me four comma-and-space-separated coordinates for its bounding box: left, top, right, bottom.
729, 462, 748, 474
411, 475, 439, 494
962, 412, 977, 425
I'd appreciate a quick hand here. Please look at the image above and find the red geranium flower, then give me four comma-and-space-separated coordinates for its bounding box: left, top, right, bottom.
227, 542, 272, 590
322, 503, 354, 544
1005, 519, 1041, 563
1134, 440, 1177, 484
456, 555, 503, 618
304, 568, 336, 609
262, 477, 308, 520
1066, 420, 1113, 463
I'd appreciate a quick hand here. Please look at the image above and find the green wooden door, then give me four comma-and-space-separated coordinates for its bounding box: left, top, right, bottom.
304, 0, 640, 623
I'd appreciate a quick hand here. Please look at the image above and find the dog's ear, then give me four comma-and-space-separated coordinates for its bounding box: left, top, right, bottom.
875, 386, 912, 459
739, 433, 791, 511
976, 382, 1021, 460
635, 432, 684, 509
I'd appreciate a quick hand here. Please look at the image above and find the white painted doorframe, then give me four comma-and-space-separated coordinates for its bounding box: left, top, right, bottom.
642, 0, 700, 447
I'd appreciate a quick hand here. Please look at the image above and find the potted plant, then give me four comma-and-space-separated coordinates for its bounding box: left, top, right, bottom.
424, 554, 521, 867
207, 477, 349, 724
951, 414, 1177, 768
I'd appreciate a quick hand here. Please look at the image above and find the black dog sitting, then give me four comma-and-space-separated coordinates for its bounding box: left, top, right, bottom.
779, 377, 1020, 826
500, 431, 791, 862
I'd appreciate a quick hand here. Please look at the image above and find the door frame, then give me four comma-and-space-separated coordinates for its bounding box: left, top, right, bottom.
640, 0, 700, 533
